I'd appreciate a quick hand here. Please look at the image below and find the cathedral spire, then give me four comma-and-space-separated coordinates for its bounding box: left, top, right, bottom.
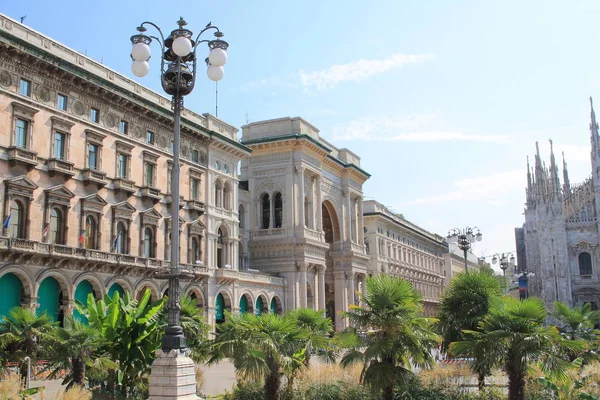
590, 97, 599, 153
549, 139, 561, 197
562, 151, 571, 196
526, 156, 534, 204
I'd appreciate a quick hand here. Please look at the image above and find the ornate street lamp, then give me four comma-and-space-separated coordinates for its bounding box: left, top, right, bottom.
447, 227, 482, 273
130, 17, 228, 351
491, 252, 515, 292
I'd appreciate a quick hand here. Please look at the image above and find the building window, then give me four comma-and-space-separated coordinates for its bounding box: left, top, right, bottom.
170, 141, 174, 153
115, 222, 127, 254
57, 94, 68, 111
217, 227, 224, 268
53, 132, 66, 160
146, 130, 154, 144
191, 178, 200, 200
90, 107, 99, 123
215, 179, 223, 208
49, 208, 65, 245
192, 150, 199, 163
261, 194, 270, 229
15, 119, 29, 148
239, 205, 245, 229
9, 200, 25, 239
19, 79, 31, 97
144, 227, 154, 258
274, 192, 283, 228
119, 120, 128, 135
84, 215, 98, 250
191, 237, 200, 264
144, 162, 155, 187
117, 154, 128, 178
223, 182, 231, 210
88, 143, 99, 169
579, 252, 593, 276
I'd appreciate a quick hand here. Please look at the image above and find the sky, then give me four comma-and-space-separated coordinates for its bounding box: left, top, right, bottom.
4, 1, 600, 265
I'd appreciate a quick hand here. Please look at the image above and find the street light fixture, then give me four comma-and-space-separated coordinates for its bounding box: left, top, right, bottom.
447, 227, 482, 273
491, 252, 515, 292
130, 17, 228, 351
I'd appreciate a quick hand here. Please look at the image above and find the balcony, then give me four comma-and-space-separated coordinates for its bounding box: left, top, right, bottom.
82, 168, 107, 187
251, 228, 286, 239
141, 185, 162, 203
8, 146, 38, 170
113, 177, 136, 195
214, 267, 286, 286
164, 194, 185, 209
0, 237, 209, 277
47, 158, 75, 178
187, 199, 206, 214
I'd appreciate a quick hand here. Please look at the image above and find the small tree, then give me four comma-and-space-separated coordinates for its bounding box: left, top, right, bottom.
340, 275, 440, 400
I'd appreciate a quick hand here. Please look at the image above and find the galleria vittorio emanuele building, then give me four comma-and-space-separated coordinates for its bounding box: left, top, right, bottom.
0, 14, 446, 330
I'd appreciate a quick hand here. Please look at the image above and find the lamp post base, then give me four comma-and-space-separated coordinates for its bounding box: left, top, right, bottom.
148, 349, 201, 400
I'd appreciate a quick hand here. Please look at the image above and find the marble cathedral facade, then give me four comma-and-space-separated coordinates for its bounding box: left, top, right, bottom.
516, 99, 600, 311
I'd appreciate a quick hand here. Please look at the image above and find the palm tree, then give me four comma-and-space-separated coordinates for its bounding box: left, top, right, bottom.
451, 297, 586, 400
286, 308, 334, 366
552, 301, 600, 341
340, 275, 440, 400
0, 307, 55, 380
46, 315, 117, 388
437, 270, 502, 389
208, 312, 308, 400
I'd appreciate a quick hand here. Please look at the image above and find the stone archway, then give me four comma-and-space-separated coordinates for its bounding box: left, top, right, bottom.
322, 200, 343, 328
322, 200, 341, 244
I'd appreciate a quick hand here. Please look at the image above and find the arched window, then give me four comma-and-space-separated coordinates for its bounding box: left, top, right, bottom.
49, 208, 64, 245
84, 215, 97, 249
223, 182, 231, 210
191, 237, 200, 264
238, 205, 245, 229
9, 200, 24, 239
115, 222, 127, 254
215, 179, 223, 208
144, 227, 154, 258
274, 192, 283, 228
304, 196, 309, 227
261, 194, 270, 229
217, 227, 224, 268
238, 243, 245, 270
579, 252, 593, 276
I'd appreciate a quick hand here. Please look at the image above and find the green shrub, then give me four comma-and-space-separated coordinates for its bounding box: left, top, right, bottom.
305, 382, 341, 400
220, 382, 264, 400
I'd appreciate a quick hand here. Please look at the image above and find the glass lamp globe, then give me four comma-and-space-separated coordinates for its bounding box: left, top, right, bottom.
172, 37, 193, 57
208, 48, 227, 67
131, 61, 149, 77
476, 233, 482, 242
207, 65, 224, 81
492, 257, 497, 265
131, 43, 151, 61
510, 255, 516, 266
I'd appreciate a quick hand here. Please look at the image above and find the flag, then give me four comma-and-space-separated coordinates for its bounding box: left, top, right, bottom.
42, 223, 50, 238
78, 224, 89, 244
113, 230, 122, 251
2, 214, 11, 229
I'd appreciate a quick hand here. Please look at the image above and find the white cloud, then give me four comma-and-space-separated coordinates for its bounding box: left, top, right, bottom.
400, 169, 526, 207
331, 115, 508, 143
240, 74, 299, 92
299, 53, 434, 91
552, 144, 590, 164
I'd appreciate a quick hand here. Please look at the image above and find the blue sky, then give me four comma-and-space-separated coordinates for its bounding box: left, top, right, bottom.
4, 1, 600, 263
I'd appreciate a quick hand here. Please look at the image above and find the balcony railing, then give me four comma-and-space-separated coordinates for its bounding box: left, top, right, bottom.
47, 158, 75, 178
8, 146, 38, 170
251, 228, 286, 238
0, 237, 209, 275
113, 177, 136, 195
82, 168, 107, 187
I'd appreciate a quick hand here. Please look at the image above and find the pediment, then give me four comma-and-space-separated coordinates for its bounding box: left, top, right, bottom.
6, 175, 39, 191
45, 185, 75, 206
165, 215, 186, 229
81, 193, 107, 214
140, 208, 162, 225
571, 240, 596, 250
189, 218, 206, 235
112, 201, 136, 213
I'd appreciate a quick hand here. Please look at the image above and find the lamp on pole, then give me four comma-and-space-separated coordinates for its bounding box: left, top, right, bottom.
129, 17, 228, 351
447, 227, 482, 273
491, 252, 515, 293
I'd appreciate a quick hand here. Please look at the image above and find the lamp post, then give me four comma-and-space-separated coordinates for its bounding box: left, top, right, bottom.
447, 227, 482, 273
491, 252, 515, 293
130, 17, 227, 352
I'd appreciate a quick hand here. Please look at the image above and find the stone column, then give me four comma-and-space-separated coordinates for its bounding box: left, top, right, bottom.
345, 192, 352, 242
316, 175, 323, 231
360, 274, 367, 305
269, 196, 275, 229
334, 270, 347, 330
318, 265, 327, 311
313, 266, 319, 311
347, 271, 355, 306
299, 263, 308, 308
256, 197, 262, 229
285, 169, 295, 227
358, 197, 364, 246
148, 348, 200, 400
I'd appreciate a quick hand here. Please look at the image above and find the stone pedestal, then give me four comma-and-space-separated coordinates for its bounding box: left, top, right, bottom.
147, 349, 201, 400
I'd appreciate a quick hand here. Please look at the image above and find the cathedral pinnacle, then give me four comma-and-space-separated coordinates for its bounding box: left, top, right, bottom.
562, 151, 571, 196
590, 96, 599, 152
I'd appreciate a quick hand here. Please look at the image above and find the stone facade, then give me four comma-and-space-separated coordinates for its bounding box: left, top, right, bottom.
362, 200, 446, 316
516, 99, 600, 310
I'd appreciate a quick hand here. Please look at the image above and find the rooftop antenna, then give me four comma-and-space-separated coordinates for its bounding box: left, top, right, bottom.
19, 16, 26, 24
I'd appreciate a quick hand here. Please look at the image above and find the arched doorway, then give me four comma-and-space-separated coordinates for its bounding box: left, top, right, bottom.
322, 200, 342, 328
215, 292, 231, 324
307, 282, 314, 309
108, 283, 125, 300
0, 273, 24, 319
74, 280, 96, 323
239, 294, 251, 314
322, 201, 341, 244
38, 277, 64, 324
270, 296, 283, 315
256, 295, 268, 316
